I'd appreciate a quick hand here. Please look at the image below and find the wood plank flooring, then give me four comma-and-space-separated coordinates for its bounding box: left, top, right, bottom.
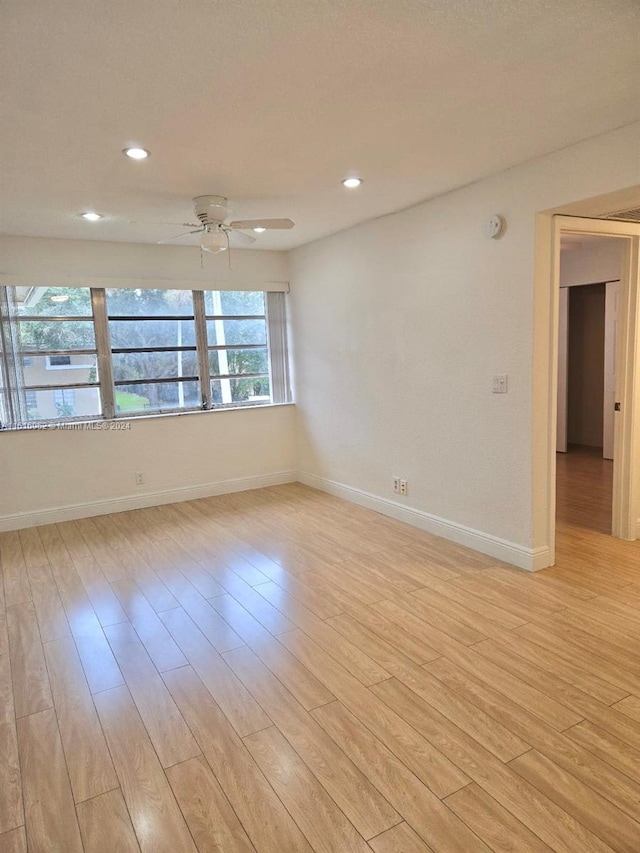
556, 445, 613, 535
1, 457, 639, 851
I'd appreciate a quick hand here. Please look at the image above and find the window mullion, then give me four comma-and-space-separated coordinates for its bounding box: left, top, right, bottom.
193, 290, 211, 410
91, 288, 115, 419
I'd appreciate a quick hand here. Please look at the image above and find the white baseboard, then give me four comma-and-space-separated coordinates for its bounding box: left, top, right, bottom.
0, 468, 557, 571
298, 471, 548, 572
0, 470, 297, 532
530, 546, 553, 571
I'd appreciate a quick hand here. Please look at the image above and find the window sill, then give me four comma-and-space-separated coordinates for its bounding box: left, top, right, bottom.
0, 401, 295, 432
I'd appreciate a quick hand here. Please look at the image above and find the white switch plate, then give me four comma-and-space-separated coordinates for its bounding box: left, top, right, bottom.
492, 374, 508, 394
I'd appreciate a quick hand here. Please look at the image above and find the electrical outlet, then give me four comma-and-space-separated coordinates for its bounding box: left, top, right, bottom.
393, 477, 400, 494
400, 479, 408, 496
135, 472, 145, 485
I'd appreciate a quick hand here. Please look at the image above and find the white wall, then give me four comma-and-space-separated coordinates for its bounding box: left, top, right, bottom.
0, 236, 295, 529
0, 235, 289, 288
290, 121, 640, 568
0, 405, 296, 528
560, 238, 623, 287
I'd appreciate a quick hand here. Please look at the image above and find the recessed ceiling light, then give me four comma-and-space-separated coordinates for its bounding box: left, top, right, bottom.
123, 147, 150, 160
342, 177, 363, 188
81, 212, 103, 221
253, 227, 266, 233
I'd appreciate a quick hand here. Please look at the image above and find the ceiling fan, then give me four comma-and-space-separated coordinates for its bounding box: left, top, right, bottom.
159, 195, 295, 255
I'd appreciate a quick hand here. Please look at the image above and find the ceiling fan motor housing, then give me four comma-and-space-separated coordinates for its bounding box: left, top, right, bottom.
194, 195, 229, 225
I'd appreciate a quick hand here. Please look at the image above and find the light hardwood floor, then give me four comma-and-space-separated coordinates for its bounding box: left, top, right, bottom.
1, 473, 639, 852
556, 445, 614, 536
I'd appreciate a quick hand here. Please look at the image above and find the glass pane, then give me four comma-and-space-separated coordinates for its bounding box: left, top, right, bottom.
206, 318, 266, 346
115, 381, 200, 413
106, 288, 194, 316
109, 319, 196, 349
211, 376, 271, 407
204, 290, 264, 315
208, 347, 268, 377
24, 387, 101, 421
18, 320, 96, 350
0, 387, 10, 429
111, 350, 198, 382
22, 353, 99, 387
16, 286, 93, 316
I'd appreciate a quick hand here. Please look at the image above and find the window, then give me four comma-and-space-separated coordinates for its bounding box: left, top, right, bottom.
106, 288, 199, 415
11, 286, 101, 421
204, 291, 271, 407
0, 285, 290, 426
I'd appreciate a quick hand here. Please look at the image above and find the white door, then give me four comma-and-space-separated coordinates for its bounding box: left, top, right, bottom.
556, 287, 569, 453
603, 280, 620, 460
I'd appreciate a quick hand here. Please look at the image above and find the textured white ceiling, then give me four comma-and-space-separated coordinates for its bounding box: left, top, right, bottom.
1, 0, 639, 250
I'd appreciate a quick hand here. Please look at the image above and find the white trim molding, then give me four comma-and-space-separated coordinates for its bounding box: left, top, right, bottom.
0, 470, 296, 532
298, 471, 549, 572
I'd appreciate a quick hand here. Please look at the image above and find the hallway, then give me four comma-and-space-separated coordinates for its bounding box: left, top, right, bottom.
556, 445, 613, 536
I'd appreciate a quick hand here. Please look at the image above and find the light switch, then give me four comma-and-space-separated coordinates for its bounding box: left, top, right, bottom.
492, 374, 508, 394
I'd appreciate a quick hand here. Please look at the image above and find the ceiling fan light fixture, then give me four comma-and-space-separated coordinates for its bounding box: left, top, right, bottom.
123, 147, 150, 160
342, 177, 363, 188
81, 211, 103, 221
253, 227, 266, 233
200, 228, 228, 254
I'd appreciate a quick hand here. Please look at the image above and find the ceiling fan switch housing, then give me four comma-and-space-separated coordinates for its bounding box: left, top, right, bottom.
194, 195, 229, 224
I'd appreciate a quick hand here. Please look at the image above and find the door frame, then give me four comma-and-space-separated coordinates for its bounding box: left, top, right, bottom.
534, 214, 640, 566
556, 285, 569, 454
603, 280, 621, 460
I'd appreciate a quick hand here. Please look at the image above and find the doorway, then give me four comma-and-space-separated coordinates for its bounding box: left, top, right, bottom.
533, 212, 640, 569
556, 236, 623, 534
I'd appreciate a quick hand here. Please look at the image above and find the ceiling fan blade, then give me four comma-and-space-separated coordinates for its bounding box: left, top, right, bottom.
157, 228, 203, 245
227, 230, 257, 247
229, 218, 295, 230
128, 221, 200, 227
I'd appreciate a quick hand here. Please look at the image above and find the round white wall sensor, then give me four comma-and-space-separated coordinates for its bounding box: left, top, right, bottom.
486, 214, 505, 239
